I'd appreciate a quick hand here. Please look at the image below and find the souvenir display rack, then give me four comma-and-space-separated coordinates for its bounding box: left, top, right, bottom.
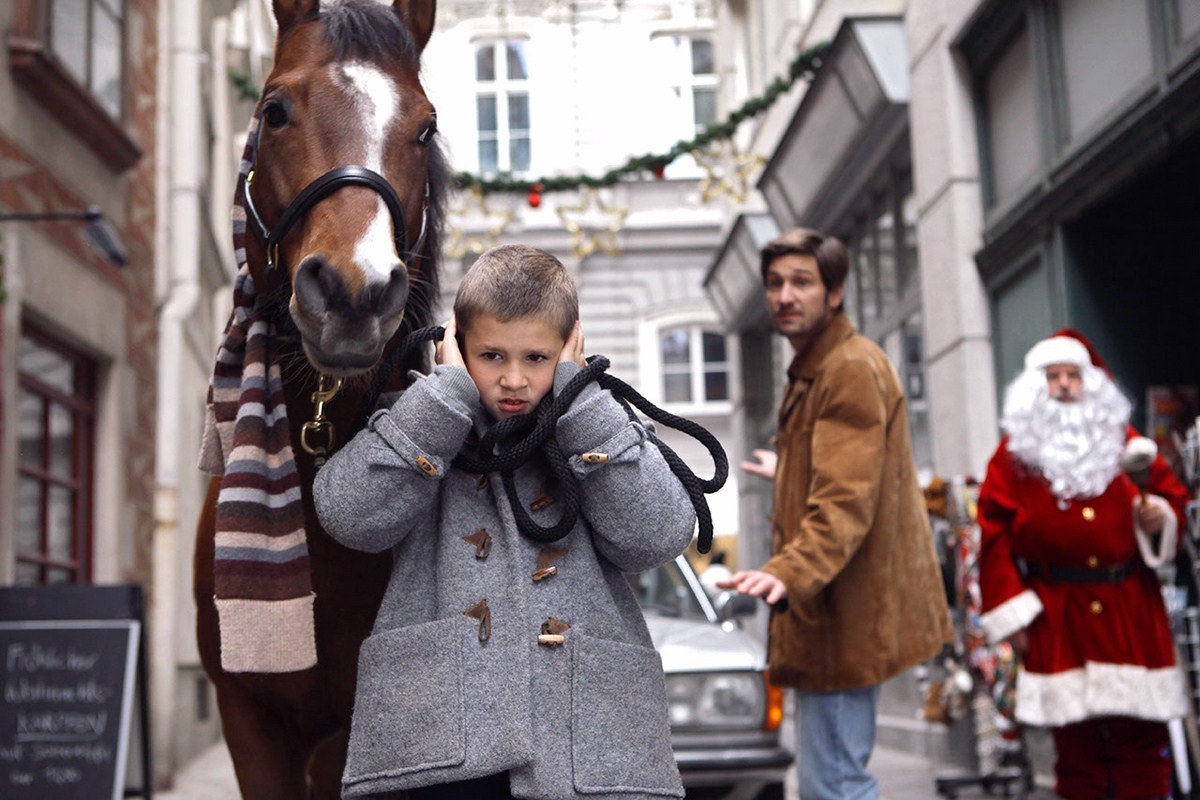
1168, 419, 1200, 791
927, 476, 1032, 799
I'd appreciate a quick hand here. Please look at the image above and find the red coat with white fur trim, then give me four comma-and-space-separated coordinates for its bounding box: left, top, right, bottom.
977, 426, 1191, 727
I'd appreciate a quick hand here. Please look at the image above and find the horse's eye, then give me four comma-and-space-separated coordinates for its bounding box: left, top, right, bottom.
417, 119, 437, 147
263, 101, 290, 128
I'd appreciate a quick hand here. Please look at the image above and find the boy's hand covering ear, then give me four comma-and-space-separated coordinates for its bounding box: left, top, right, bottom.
559, 321, 586, 367
438, 314, 466, 368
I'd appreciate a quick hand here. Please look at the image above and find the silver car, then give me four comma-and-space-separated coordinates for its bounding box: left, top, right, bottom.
628, 555, 791, 800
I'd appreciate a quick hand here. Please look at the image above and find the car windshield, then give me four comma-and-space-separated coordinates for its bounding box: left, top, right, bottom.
626, 560, 709, 619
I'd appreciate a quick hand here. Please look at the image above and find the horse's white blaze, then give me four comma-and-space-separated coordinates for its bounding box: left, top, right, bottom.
338, 62, 401, 280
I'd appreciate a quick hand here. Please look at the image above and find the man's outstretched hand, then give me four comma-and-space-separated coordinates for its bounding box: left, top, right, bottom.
740, 449, 778, 482
716, 569, 788, 607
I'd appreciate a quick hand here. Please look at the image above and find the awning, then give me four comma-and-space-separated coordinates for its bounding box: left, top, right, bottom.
702, 212, 778, 330
758, 16, 909, 231
704, 17, 909, 331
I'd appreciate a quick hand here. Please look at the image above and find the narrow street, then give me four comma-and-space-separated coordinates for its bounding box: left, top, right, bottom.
159, 733, 1059, 800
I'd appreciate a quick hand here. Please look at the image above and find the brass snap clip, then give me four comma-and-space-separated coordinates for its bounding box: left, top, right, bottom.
301, 375, 344, 467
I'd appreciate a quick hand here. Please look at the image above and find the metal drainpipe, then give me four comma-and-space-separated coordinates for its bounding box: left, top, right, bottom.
153, 0, 205, 786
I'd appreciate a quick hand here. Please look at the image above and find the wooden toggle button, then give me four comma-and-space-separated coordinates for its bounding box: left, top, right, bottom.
581, 452, 608, 464
533, 545, 566, 582
539, 617, 570, 644
464, 599, 491, 642
464, 529, 491, 561
414, 455, 438, 476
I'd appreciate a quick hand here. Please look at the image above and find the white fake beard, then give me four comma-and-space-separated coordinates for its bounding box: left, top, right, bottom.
1001, 367, 1131, 501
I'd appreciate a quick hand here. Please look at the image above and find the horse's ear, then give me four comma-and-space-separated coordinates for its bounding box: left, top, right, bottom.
273, 0, 321, 37
393, 0, 436, 53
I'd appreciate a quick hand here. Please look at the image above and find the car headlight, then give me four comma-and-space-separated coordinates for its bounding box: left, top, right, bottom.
665, 671, 766, 730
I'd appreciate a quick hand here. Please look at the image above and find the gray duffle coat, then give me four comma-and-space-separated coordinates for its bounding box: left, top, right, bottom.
313, 363, 696, 800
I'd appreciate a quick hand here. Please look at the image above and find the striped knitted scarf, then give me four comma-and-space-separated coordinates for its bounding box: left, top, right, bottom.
198, 111, 316, 674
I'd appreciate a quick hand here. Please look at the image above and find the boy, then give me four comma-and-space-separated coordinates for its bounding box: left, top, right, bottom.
313, 244, 696, 800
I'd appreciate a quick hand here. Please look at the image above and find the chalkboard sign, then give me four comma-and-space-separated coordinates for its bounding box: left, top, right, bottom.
0, 586, 151, 800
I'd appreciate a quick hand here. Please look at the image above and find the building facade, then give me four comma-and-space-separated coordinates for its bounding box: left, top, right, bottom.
1, 0, 276, 788
950, 0, 1200, 445
708, 0, 1200, 566
1, 0, 163, 786
2, 0, 159, 596
706, 0, 1200, 759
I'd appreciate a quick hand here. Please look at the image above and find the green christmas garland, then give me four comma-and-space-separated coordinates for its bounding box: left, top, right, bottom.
458, 40, 828, 196
228, 40, 829, 199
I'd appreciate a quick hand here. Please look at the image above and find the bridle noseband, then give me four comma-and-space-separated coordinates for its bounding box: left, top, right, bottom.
242, 119, 430, 276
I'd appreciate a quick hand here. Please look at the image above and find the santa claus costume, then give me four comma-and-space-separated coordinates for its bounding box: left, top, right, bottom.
977, 331, 1191, 799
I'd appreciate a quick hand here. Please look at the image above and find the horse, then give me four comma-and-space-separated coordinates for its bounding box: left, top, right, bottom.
193, 1, 447, 797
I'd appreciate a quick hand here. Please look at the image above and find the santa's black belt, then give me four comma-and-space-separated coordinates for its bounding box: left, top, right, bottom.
1017, 557, 1141, 584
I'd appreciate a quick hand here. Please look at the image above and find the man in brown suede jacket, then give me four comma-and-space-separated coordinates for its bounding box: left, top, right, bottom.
719, 228, 952, 800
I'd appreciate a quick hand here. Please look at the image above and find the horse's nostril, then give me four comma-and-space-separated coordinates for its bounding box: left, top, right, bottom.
376, 265, 410, 319
294, 258, 340, 318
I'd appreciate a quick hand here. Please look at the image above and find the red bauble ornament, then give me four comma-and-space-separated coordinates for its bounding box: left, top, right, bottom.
528, 182, 544, 208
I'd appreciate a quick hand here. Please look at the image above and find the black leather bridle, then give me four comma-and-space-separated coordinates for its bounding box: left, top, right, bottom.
241, 118, 431, 277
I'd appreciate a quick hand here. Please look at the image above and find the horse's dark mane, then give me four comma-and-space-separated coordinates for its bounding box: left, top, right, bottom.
400, 134, 448, 373
321, 0, 422, 65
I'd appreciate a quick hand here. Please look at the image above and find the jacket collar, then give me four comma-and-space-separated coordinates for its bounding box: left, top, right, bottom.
787, 312, 856, 383
779, 313, 856, 426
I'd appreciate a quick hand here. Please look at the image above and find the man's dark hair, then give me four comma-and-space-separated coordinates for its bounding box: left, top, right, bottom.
759, 228, 850, 312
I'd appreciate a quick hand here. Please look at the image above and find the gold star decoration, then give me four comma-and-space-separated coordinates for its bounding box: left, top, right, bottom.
554, 189, 629, 258
694, 138, 766, 204
444, 186, 516, 259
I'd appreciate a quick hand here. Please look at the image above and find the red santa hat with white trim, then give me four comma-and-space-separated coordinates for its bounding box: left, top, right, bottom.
1023, 327, 1110, 375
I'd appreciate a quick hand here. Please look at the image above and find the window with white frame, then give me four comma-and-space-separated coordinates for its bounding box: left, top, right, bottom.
474, 39, 531, 176
658, 324, 730, 409
655, 34, 717, 139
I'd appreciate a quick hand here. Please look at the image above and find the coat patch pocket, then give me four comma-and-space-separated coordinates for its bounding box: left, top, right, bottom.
343, 618, 466, 788
571, 634, 684, 797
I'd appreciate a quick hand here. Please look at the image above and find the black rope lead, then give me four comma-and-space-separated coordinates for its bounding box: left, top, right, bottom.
354, 327, 728, 553
352, 324, 446, 433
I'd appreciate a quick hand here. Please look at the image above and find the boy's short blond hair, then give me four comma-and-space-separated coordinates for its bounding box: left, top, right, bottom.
454, 244, 579, 338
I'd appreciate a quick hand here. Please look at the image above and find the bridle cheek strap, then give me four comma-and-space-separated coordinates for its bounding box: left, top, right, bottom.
243, 164, 429, 274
